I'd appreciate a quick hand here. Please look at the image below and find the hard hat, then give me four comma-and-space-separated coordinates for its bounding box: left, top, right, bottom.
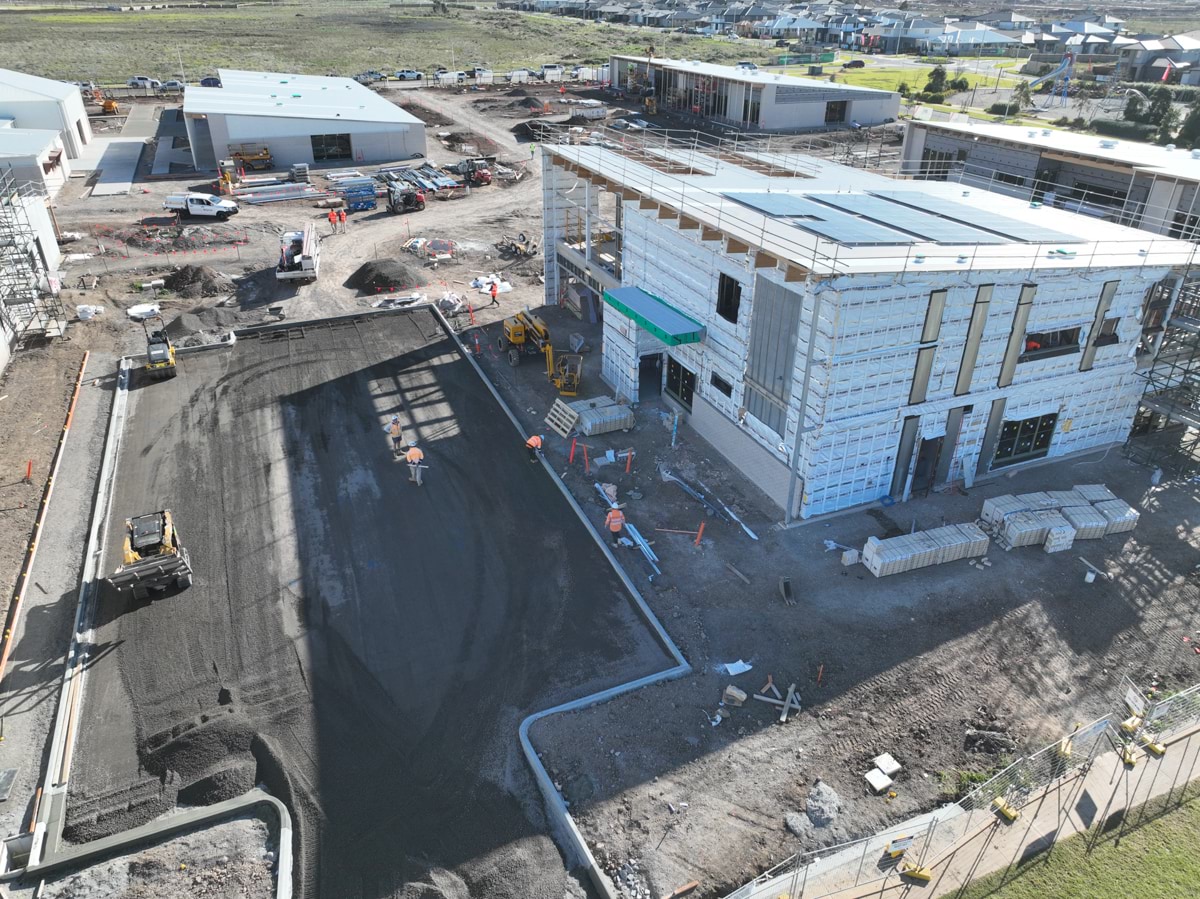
409, 441, 417, 447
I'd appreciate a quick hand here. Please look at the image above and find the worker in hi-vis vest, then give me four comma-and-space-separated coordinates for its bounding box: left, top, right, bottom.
604, 507, 626, 546
405, 442, 425, 486
526, 434, 544, 463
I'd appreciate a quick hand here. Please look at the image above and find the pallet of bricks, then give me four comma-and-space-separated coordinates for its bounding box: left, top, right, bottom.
862, 523, 989, 578
979, 484, 1138, 555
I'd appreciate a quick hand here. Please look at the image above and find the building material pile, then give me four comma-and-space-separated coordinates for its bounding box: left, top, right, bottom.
862, 523, 988, 578
1094, 499, 1140, 534
571, 396, 634, 437
1061, 505, 1108, 540
979, 483, 1138, 552
1002, 510, 1070, 548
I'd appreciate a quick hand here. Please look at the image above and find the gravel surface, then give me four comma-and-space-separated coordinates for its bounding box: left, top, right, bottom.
38, 814, 275, 899
65, 310, 672, 898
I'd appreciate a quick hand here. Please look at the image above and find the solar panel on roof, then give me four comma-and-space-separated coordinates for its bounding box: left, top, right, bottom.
870, 191, 1084, 244
723, 192, 915, 246
807, 194, 1011, 244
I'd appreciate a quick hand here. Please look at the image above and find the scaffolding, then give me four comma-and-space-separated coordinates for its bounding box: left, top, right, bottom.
1125, 269, 1200, 475
0, 168, 68, 345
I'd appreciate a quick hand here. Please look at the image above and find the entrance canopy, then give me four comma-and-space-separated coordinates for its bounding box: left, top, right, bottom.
603, 287, 706, 346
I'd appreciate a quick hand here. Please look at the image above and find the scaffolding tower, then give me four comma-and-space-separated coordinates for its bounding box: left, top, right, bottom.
0, 168, 68, 344
1125, 270, 1200, 475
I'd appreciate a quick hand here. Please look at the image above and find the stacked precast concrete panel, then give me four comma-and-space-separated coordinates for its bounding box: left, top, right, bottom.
540, 141, 1195, 520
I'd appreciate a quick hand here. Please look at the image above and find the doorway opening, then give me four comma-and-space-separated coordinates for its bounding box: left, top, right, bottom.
638, 353, 662, 399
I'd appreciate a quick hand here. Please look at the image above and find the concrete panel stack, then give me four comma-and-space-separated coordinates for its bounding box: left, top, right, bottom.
1094, 499, 1140, 535
1043, 522, 1076, 554
1002, 510, 1070, 548
981, 494, 1026, 526
572, 399, 636, 436
1046, 489, 1089, 508
1014, 491, 1059, 511
862, 523, 988, 578
1061, 505, 1108, 540
1075, 484, 1119, 503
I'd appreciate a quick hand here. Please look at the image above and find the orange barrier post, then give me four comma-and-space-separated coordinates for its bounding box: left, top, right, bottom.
23, 460, 32, 484
694, 521, 706, 546
582, 444, 590, 474
817, 663, 824, 687
625, 449, 633, 474
569, 438, 577, 465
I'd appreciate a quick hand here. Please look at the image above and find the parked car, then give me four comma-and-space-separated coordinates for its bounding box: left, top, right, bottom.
842, 59, 865, 68
735, 61, 758, 71
159, 80, 186, 92
127, 75, 162, 89
71, 80, 97, 92
199, 76, 222, 88
354, 70, 387, 84
394, 69, 423, 80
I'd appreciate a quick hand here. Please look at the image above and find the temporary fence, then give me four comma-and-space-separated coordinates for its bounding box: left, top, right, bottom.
722, 672, 1200, 899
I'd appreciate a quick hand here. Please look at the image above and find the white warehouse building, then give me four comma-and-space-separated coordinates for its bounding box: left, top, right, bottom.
183, 69, 426, 172
610, 56, 900, 131
541, 136, 1196, 520
0, 68, 92, 160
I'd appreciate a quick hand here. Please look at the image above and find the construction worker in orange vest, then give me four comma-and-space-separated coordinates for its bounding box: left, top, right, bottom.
526, 433, 544, 463
338, 209, 347, 232
328, 209, 337, 234
405, 442, 425, 485
604, 506, 626, 546
388, 416, 404, 454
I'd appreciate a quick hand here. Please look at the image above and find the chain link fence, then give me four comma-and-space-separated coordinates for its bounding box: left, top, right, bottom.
723, 675, 1200, 899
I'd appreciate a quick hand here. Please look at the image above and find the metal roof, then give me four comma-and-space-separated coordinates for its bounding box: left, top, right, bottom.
0, 128, 61, 158
0, 68, 79, 103
183, 69, 422, 125
603, 287, 706, 345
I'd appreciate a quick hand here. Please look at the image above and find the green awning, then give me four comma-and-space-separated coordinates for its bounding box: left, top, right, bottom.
603, 287, 706, 346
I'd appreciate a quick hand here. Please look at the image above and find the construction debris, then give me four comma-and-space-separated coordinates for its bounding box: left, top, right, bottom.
873, 753, 902, 777
864, 768, 894, 794
722, 685, 747, 707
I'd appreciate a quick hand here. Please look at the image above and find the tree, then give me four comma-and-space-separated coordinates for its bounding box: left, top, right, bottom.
1146, 86, 1173, 126
1178, 101, 1200, 149
1156, 105, 1181, 144
1123, 93, 1144, 122
1012, 80, 1033, 109
925, 64, 947, 94
897, 80, 910, 97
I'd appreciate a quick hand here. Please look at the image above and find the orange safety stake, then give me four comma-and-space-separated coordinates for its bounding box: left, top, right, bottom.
582, 444, 590, 474
467, 302, 477, 326
625, 448, 633, 473
569, 437, 577, 465
23, 460, 32, 484
817, 663, 824, 687
693, 521, 705, 546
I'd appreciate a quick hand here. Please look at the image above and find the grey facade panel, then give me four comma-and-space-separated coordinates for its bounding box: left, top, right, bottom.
746, 275, 802, 405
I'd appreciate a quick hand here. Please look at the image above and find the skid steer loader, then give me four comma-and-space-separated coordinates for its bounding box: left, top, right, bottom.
106, 509, 193, 599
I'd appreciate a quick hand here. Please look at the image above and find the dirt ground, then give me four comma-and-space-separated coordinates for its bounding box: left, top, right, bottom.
4, 84, 1198, 899
476, 318, 1200, 898
32, 814, 275, 899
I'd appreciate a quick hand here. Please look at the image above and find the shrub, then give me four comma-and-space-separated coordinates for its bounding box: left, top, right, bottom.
1052, 116, 1071, 126
924, 92, 945, 104
988, 102, 1019, 115
1071, 117, 1087, 130
949, 77, 970, 91
1091, 118, 1156, 140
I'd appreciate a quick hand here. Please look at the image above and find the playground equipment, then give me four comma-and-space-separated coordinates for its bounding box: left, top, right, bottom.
1031, 53, 1074, 108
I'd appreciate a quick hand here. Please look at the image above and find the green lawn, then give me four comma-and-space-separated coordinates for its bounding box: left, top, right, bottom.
0, 4, 760, 84
783, 65, 1019, 93
956, 779, 1200, 899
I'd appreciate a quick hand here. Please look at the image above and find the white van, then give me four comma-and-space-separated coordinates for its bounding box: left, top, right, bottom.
163, 193, 239, 219
539, 64, 565, 82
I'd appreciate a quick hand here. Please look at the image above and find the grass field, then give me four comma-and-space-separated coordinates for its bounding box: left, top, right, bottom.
0, 3, 763, 83
784, 65, 1019, 93
956, 779, 1200, 899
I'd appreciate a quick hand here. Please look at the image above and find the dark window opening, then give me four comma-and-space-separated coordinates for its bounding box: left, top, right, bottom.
310, 133, 352, 162
1169, 211, 1199, 241
919, 148, 954, 181
716, 273, 741, 324
1020, 327, 1080, 361
1094, 317, 1120, 347
710, 372, 733, 397
994, 413, 1057, 467
665, 356, 696, 409
955, 149, 969, 162
1066, 180, 1126, 209
825, 100, 847, 123
994, 172, 1025, 187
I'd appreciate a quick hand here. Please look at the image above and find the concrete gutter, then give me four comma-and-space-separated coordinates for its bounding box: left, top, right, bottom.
21, 355, 294, 899
436, 308, 692, 899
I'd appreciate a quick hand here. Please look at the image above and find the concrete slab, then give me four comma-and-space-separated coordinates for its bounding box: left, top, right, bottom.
74, 138, 145, 195
120, 103, 160, 139
65, 310, 672, 899
150, 138, 191, 175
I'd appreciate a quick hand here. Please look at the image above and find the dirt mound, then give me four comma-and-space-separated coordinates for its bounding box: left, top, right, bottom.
505, 87, 528, 97
163, 265, 234, 299
177, 761, 257, 806
165, 305, 241, 336
108, 224, 241, 251
348, 259, 428, 294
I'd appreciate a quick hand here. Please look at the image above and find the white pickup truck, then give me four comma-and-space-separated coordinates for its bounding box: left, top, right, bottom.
163, 193, 239, 219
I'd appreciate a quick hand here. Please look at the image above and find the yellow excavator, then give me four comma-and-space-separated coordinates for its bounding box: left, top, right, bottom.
106, 509, 193, 599
498, 310, 582, 396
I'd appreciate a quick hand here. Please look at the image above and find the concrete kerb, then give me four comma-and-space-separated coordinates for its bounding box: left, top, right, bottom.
435, 306, 692, 899
20, 355, 294, 898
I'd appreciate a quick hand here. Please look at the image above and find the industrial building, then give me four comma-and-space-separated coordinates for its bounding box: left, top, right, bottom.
0, 68, 92, 160
541, 132, 1197, 519
0, 127, 71, 197
609, 56, 900, 132
901, 120, 1200, 240
182, 69, 426, 172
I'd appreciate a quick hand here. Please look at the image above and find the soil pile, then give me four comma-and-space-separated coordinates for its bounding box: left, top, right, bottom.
505, 87, 528, 97
165, 305, 242, 337
164, 265, 234, 299
348, 260, 428, 294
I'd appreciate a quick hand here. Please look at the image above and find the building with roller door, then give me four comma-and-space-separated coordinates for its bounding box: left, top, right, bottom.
0, 67, 92, 160
540, 133, 1197, 520
609, 56, 900, 132
183, 69, 425, 172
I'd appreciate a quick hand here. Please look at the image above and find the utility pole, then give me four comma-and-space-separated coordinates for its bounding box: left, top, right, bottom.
177, 47, 188, 85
